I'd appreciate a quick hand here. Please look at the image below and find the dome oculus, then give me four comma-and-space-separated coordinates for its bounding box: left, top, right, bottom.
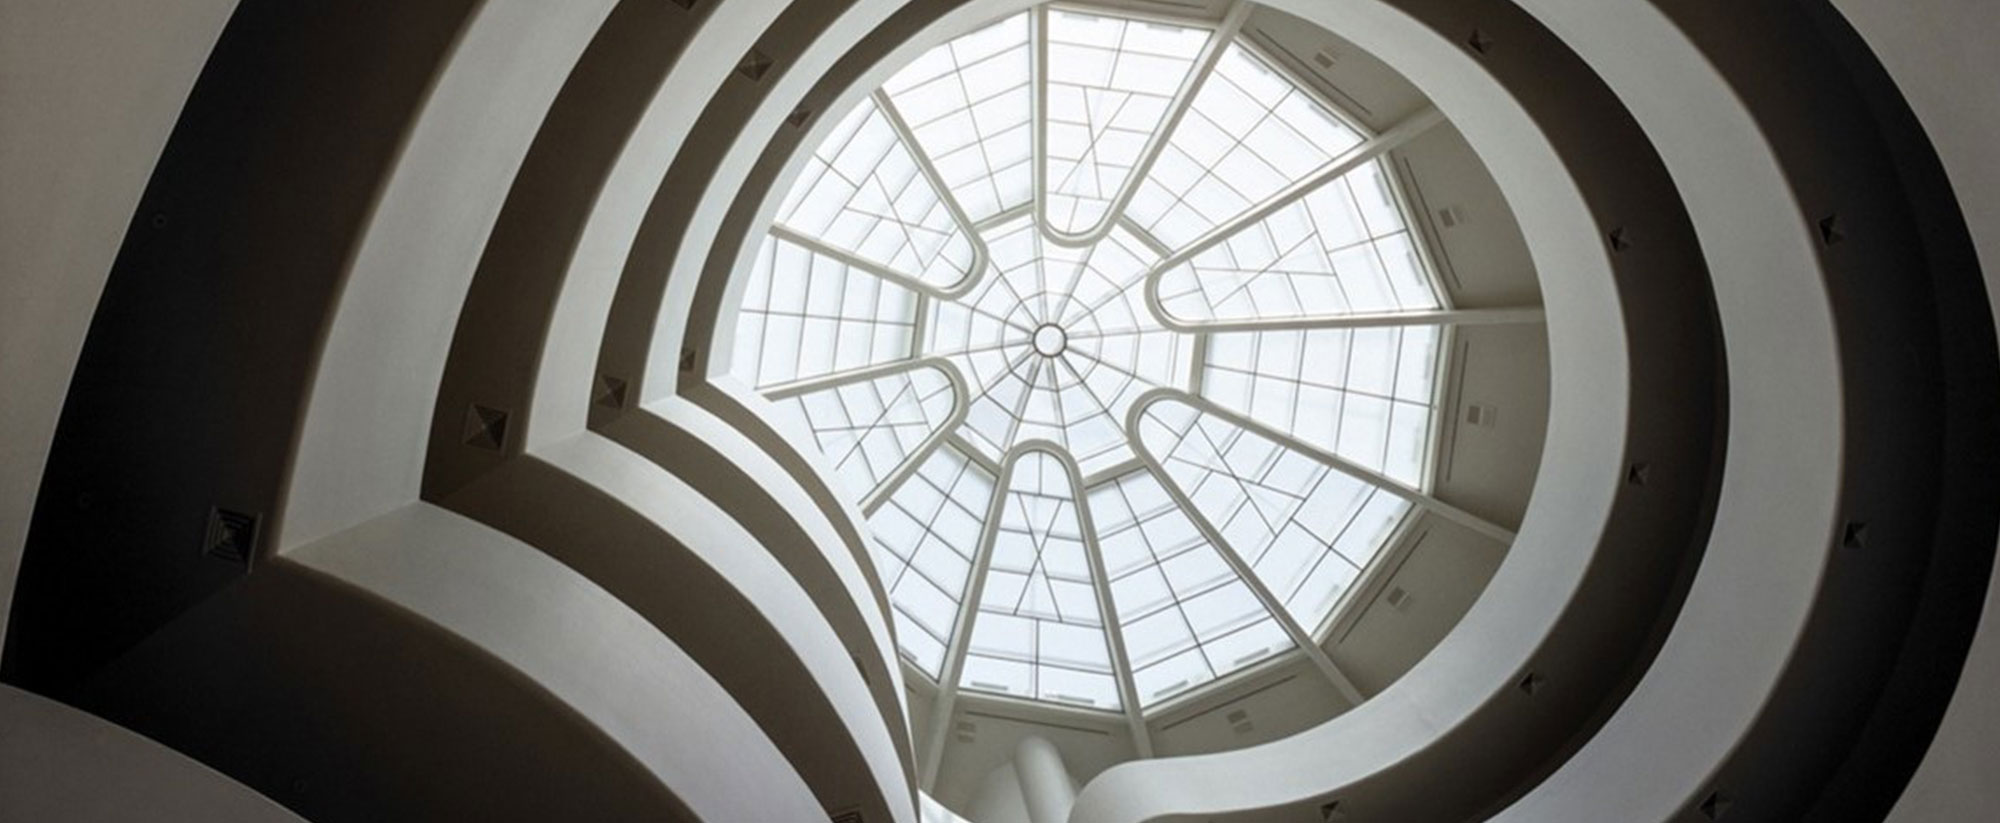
730, 4, 1448, 713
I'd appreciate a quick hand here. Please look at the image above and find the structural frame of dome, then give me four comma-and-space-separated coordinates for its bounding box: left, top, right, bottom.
719, 0, 1520, 732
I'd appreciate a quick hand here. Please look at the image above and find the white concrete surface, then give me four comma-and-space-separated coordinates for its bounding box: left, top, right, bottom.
0, 0, 239, 643
289, 501, 827, 823
0, 684, 304, 823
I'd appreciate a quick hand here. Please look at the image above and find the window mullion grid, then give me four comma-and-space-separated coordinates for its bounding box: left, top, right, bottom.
1233, 30, 1373, 137
919, 449, 1025, 790
819, 370, 897, 477
764, 356, 926, 400
1080, 454, 1146, 489
1187, 333, 1210, 396
1059, 452, 1154, 754
1176, 386, 1514, 541
1041, 2, 1254, 249
946, 432, 1004, 476
1167, 306, 1546, 335
1118, 216, 1174, 258
977, 202, 1036, 234
1125, 429, 1366, 705
768, 224, 971, 302
910, 292, 931, 358
871, 89, 992, 281
1031, 6, 1051, 240
859, 361, 973, 515
1315, 502, 1427, 645
1117, 479, 1224, 685
1141, 106, 1448, 331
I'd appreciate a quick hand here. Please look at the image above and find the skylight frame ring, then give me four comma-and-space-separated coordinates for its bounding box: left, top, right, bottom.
728, 0, 1482, 725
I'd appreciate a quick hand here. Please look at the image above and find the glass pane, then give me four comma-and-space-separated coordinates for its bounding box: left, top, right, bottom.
1136, 398, 1411, 627
729, 4, 1453, 712
870, 447, 996, 676
961, 451, 1122, 710
1087, 469, 1297, 705
927, 217, 1189, 475
884, 13, 1035, 222
732, 235, 919, 388
1041, 9, 1210, 236
1154, 161, 1441, 326
777, 98, 979, 289
1201, 327, 1441, 479
1130, 46, 1363, 249
774, 364, 959, 499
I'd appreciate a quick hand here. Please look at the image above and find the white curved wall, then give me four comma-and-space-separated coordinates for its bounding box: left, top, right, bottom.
534, 431, 915, 823
631, 392, 902, 693
287, 502, 827, 822
1066, 0, 1635, 815
1, 1, 1994, 822
1829, 2, 2000, 820
0, 0, 238, 641
279, 0, 616, 550
0, 684, 303, 823
1491, 0, 1844, 817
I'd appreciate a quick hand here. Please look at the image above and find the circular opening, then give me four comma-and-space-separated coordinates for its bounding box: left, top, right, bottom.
1032, 323, 1067, 357
718, 0, 1531, 727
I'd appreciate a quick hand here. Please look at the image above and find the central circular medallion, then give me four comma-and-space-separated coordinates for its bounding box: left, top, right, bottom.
1032, 323, 1068, 357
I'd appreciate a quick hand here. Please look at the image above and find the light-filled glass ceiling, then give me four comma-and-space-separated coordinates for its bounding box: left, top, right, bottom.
732, 3, 1454, 715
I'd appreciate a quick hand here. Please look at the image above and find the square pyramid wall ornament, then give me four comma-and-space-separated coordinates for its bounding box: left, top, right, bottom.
462, 404, 509, 451
738, 49, 774, 81
204, 507, 258, 565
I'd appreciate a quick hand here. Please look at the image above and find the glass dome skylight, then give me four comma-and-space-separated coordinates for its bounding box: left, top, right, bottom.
729, 4, 1453, 715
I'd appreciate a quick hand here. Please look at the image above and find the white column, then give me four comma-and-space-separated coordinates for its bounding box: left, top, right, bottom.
1014, 736, 1078, 823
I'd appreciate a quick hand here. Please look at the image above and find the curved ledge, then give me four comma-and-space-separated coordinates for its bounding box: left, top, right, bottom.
1072, 0, 1729, 816
593, 390, 916, 772
288, 503, 821, 822
435, 433, 915, 823
279, 0, 617, 551
1, 685, 307, 823
1492, 0, 1999, 819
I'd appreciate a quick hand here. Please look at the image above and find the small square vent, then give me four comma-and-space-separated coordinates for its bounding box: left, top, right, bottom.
1465, 403, 1498, 428
462, 404, 509, 451
203, 507, 258, 566
1226, 708, 1254, 735
1385, 586, 1413, 611
1698, 789, 1732, 820
593, 375, 628, 410
737, 49, 774, 81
